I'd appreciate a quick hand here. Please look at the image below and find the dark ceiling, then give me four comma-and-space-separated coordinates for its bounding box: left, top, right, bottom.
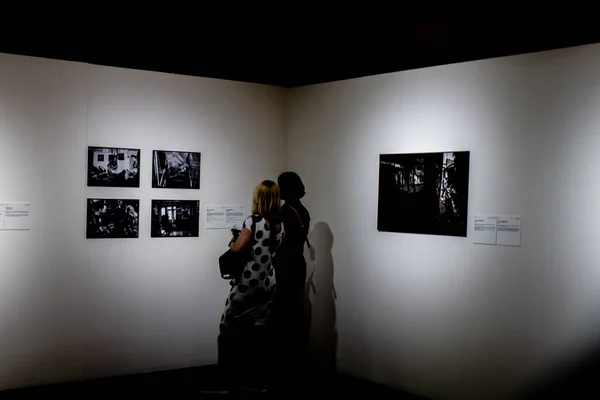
1, 19, 598, 88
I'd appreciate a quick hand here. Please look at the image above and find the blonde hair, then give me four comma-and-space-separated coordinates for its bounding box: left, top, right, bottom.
251, 180, 281, 219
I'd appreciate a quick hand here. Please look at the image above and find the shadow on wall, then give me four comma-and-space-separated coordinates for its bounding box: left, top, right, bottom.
305, 221, 338, 375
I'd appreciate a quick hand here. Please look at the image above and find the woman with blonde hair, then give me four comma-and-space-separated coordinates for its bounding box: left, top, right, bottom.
203, 180, 284, 395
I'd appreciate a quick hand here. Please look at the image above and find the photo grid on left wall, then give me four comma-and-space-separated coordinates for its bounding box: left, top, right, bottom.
86, 146, 201, 239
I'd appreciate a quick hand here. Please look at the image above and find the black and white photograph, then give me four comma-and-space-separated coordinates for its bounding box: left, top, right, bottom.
152, 150, 201, 189
87, 147, 140, 188
377, 151, 470, 237
86, 199, 140, 239
151, 200, 200, 237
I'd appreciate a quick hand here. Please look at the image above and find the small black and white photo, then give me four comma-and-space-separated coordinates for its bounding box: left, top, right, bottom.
86, 199, 140, 239
151, 200, 200, 237
88, 147, 140, 188
152, 150, 201, 189
378, 151, 470, 237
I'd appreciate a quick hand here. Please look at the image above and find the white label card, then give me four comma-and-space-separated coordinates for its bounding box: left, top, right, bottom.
496, 215, 522, 247
473, 214, 497, 245
205, 205, 227, 229
225, 205, 246, 229
1, 202, 32, 230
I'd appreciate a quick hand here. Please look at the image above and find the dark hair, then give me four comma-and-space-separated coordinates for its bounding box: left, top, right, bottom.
277, 171, 305, 201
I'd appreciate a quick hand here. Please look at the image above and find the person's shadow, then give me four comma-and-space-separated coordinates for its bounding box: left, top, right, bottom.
304, 221, 337, 377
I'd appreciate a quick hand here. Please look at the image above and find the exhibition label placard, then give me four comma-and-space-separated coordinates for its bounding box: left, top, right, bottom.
0, 202, 32, 230
497, 215, 522, 247
473, 215, 497, 245
205, 205, 246, 229
225, 206, 246, 228
205, 205, 227, 229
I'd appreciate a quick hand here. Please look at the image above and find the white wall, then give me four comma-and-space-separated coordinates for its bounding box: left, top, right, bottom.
286, 43, 600, 400
0, 53, 286, 389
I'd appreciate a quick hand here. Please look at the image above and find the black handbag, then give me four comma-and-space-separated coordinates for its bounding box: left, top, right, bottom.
218, 216, 257, 280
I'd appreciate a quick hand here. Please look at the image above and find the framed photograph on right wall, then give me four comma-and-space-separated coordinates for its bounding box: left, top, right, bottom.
377, 151, 470, 237
152, 150, 201, 189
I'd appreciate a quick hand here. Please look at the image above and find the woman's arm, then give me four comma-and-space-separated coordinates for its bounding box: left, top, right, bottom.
230, 228, 252, 253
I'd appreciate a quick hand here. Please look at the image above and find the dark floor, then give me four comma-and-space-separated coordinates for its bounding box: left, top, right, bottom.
5, 357, 599, 400
0, 365, 429, 399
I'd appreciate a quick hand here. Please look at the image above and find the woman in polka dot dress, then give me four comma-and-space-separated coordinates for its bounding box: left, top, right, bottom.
214, 180, 285, 393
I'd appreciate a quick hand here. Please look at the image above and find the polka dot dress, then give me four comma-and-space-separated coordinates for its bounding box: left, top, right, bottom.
221, 215, 284, 326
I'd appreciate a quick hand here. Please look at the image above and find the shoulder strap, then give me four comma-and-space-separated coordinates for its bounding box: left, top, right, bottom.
287, 206, 311, 248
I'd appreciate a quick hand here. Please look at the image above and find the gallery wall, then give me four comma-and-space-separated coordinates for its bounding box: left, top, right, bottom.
0, 53, 286, 389
286, 43, 600, 400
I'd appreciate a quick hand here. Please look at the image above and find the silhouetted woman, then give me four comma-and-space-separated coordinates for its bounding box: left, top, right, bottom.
272, 171, 311, 385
